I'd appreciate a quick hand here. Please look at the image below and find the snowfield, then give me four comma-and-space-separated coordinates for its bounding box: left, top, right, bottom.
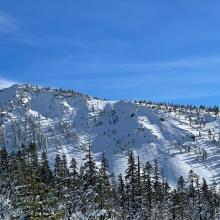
0, 84, 220, 187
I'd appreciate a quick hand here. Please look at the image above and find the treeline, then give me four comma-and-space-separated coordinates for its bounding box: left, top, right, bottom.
0, 144, 219, 220
136, 100, 220, 116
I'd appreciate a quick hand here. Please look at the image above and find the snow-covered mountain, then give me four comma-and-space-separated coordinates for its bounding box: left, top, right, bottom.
1, 84, 220, 187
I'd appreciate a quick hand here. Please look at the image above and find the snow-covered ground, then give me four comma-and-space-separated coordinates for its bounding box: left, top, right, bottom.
1, 84, 220, 187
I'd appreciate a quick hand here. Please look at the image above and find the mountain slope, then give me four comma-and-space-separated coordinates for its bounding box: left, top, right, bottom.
0, 84, 220, 187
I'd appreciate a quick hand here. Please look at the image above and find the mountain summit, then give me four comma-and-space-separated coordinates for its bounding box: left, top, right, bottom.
0, 84, 219, 186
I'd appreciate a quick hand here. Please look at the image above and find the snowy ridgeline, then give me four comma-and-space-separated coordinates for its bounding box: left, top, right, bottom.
0, 84, 220, 187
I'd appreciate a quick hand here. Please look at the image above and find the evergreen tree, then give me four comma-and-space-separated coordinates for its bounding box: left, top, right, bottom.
11, 145, 60, 219
98, 152, 113, 219
81, 143, 99, 219
141, 161, 153, 218
40, 151, 53, 185
0, 139, 220, 219
54, 154, 63, 201
151, 159, 163, 219
0, 146, 10, 183
175, 176, 187, 219
124, 151, 140, 219
117, 173, 126, 219
67, 157, 81, 217
70, 157, 78, 181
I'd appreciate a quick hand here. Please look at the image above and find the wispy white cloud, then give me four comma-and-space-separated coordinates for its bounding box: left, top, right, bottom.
0, 12, 18, 34
52, 55, 220, 77
0, 77, 17, 89
0, 12, 41, 47
115, 57, 218, 73
0, 11, 84, 47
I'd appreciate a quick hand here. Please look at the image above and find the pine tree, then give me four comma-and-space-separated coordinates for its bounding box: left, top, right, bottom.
54, 154, 62, 178
67, 157, 81, 217
10, 149, 27, 188
141, 161, 153, 218
54, 153, 71, 215
200, 178, 212, 219
209, 179, 218, 218
11, 144, 61, 219
124, 151, 140, 219
40, 151, 53, 185
175, 176, 187, 219
70, 157, 78, 182
160, 177, 171, 218
54, 153, 63, 202
61, 153, 69, 180
0, 146, 11, 219
81, 143, 99, 219
151, 159, 163, 218
117, 173, 126, 219
0, 146, 10, 183
29, 143, 37, 163
98, 152, 113, 219
188, 170, 196, 203
187, 169, 198, 218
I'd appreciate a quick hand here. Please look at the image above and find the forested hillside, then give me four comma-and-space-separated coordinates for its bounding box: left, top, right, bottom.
0, 144, 219, 219
1, 84, 220, 219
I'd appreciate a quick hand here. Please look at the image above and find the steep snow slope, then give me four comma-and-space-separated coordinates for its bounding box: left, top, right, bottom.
0, 84, 220, 186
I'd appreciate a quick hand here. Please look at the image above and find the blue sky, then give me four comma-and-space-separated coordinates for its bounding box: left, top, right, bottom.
1, 1, 220, 106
